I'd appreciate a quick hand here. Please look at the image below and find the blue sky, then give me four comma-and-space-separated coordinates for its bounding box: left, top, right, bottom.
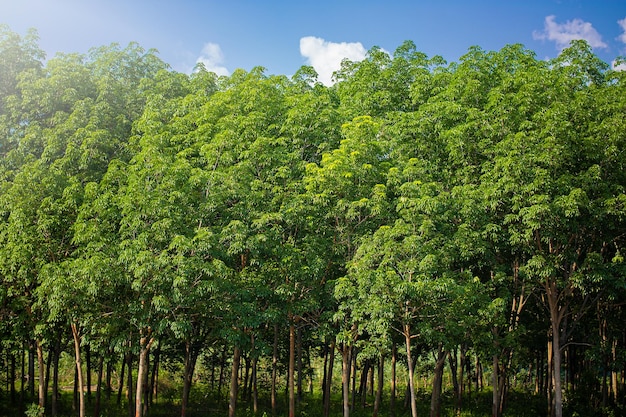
2, 0, 626, 84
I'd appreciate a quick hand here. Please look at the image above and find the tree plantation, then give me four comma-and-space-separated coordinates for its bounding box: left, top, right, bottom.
1, 25, 626, 417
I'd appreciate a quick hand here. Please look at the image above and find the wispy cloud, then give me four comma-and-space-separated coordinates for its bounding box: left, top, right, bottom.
196, 42, 230, 76
613, 17, 626, 70
533, 15, 607, 50
299, 36, 367, 86
618, 17, 626, 46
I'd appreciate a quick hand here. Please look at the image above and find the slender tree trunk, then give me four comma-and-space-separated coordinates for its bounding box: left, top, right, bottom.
117, 353, 126, 405
150, 343, 160, 406
296, 326, 303, 403
289, 319, 296, 417
126, 351, 133, 417
448, 349, 459, 415
459, 345, 466, 414
143, 350, 151, 416
28, 341, 35, 399
341, 344, 352, 417
51, 341, 60, 417
430, 346, 447, 417
323, 339, 335, 417
551, 320, 564, 417
391, 342, 397, 417
404, 324, 418, 417
44, 346, 51, 409
181, 341, 199, 417
242, 354, 250, 401
252, 351, 258, 414
492, 352, 501, 417
20, 346, 25, 416
546, 278, 565, 417
612, 339, 619, 404
10, 353, 16, 404
218, 346, 226, 401
322, 343, 329, 403
105, 353, 113, 401
228, 346, 241, 417
94, 355, 104, 417
135, 333, 154, 417
86, 344, 92, 404
71, 322, 85, 417
359, 360, 369, 408
36, 340, 45, 409
373, 354, 384, 417
271, 323, 279, 414
351, 348, 357, 411
250, 332, 258, 413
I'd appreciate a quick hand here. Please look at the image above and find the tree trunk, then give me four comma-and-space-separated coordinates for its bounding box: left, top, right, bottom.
228, 346, 241, 417
71, 322, 85, 417
546, 278, 565, 417
20, 346, 25, 416
351, 348, 357, 411
36, 340, 45, 409
404, 324, 418, 417
289, 320, 296, 417
127, 352, 134, 417
373, 354, 384, 417
10, 353, 16, 404
117, 352, 126, 405
44, 346, 51, 409
181, 341, 199, 417
105, 353, 113, 401
448, 349, 459, 415
51, 341, 60, 417
150, 343, 160, 406
296, 326, 303, 403
612, 338, 619, 404
271, 323, 279, 414
252, 350, 258, 414
492, 349, 502, 417
86, 344, 92, 404
28, 341, 35, 399
551, 321, 564, 417
391, 342, 397, 417
323, 339, 335, 417
359, 360, 369, 408
242, 354, 250, 401
94, 355, 104, 417
430, 346, 447, 417
459, 345, 467, 413
135, 332, 154, 417
218, 346, 226, 401
341, 343, 352, 417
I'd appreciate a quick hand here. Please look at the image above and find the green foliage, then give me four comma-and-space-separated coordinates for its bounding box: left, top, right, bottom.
0, 25, 625, 417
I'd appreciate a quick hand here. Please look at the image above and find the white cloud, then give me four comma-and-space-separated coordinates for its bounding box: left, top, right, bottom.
195, 42, 230, 76
613, 63, 626, 71
299, 36, 367, 86
618, 17, 626, 45
533, 15, 607, 50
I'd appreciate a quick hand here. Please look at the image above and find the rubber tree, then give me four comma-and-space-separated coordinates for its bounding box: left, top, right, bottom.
481, 40, 625, 417
304, 115, 392, 417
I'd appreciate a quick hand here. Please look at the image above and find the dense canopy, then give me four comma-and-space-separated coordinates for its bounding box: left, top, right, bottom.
1, 25, 626, 417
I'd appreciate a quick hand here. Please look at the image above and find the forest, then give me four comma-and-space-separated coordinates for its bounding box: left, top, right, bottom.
1, 24, 626, 417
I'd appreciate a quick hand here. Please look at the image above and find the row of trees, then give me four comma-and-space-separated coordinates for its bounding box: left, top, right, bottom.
1, 25, 626, 417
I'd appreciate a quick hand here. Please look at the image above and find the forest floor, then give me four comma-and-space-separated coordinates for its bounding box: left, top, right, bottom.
0, 389, 572, 417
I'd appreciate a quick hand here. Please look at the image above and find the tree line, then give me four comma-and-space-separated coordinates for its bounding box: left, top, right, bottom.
1, 24, 626, 417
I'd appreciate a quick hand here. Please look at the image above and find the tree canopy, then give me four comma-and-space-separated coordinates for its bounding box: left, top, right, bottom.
1, 27, 625, 417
